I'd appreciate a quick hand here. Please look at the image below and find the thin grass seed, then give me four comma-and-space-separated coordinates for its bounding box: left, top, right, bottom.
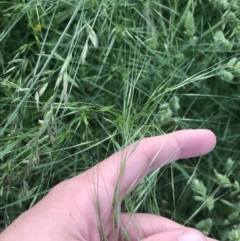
87, 24, 98, 48
81, 41, 88, 64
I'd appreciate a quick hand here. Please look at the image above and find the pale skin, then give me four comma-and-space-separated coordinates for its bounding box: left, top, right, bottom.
0, 129, 217, 241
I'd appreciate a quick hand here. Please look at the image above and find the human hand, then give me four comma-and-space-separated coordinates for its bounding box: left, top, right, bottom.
0, 129, 217, 241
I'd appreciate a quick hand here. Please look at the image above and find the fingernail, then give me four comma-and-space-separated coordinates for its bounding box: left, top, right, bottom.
178, 231, 203, 241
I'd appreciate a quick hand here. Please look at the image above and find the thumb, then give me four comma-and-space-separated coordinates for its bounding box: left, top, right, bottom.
142, 227, 214, 241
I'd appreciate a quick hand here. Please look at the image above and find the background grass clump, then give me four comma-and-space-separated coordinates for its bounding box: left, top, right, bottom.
0, 0, 240, 240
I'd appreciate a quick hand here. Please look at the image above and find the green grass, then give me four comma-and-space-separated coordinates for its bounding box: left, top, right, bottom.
1, 0, 240, 240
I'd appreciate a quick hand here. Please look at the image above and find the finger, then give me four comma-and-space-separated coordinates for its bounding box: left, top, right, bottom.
140, 227, 214, 241
120, 213, 217, 241
120, 213, 182, 240
81, 129, 216, 198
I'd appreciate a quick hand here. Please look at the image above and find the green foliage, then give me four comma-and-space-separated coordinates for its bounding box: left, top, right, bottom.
226, 12, 240, 29
214, 31, 233, 52
229, 229, 240, 241
0, 0, 240, 240
191, 178, 215, 211
228, 212, 239, 221
191, 179, 207, 198
196, 218, 213, 236
184, 12, 196, 38
214, 170, 232, 188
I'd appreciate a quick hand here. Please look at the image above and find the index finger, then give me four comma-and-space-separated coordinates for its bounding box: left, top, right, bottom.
83, 129, 216, 199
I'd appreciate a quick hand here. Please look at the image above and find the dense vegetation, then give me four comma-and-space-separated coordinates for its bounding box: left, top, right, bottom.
0, 0, 240, 240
